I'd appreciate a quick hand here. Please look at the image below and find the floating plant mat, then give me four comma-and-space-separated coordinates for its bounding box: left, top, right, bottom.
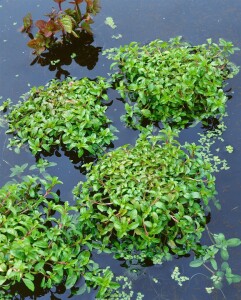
1, 0, 241, 298
5, 77, 117, 159
74, 128, 217, 261
104, 37, 239, 128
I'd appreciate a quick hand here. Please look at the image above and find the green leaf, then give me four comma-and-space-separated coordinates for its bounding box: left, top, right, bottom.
66, 273, 78, 289
210, 258, 218, 271
191, 192, 201, 199
33, 240, 48, 248
0, 276, 7, 285
76, 284, 87, 295
23, 278, 35, 291
189, 259, 204, 267
221, 249, 229, 261
226, 238, 241, 247
60, 15, 73, 33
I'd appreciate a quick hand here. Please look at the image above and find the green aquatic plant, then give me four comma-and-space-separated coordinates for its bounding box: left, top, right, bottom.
105, 17, 117, 29
225, 145, 233, 153
21, 0, 101, 55
0, 174, 121, 298
0, 175, 86, 291
170, 230, 241, 296
74, 128, 217, 261
198, 122, 230, 174
6, 77, 117, 158
190, 232, 241, 289
171, 267, 189, 286
104, 37, 239, 128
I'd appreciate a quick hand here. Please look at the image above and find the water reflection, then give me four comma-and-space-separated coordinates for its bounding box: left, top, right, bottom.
30, 32, 102, 79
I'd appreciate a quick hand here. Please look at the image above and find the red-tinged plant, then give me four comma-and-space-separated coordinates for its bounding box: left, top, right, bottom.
21, 0, 101, 55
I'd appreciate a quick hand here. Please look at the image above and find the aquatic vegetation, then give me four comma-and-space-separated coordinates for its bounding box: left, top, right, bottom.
6, 77, 117, 158
29, 31, 102, 79
1, 31, 241, 298
0, 174, 122, 298
198, 122, 230, 174
225, 145, 234, 153
21, 0, 101, 55
0, 176, 87, 290
74, 128, 217, 260
104, 37, 239, 128
171, 231, 241, 295
112, 34, 122, 40
105, 17, 117, 29
171, 267, 189, 286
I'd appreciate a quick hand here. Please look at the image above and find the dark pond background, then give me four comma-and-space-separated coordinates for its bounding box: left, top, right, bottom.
1, 0, 241, 299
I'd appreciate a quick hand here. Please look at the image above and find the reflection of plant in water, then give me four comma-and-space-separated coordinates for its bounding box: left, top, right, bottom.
21, 0, 101, 55
30, 32, 101, 79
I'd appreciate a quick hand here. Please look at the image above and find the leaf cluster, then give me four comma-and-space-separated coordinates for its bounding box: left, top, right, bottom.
22, 0, 101, 55
74, 128, 217, 260
0, 175, 88, 292
0, 175, 120, 298
190, 233, 241, 289
104, 37, 239, 128
6, 77, 117, 158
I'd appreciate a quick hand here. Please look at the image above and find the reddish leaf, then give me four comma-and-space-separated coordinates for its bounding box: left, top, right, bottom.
41, 20, 61, 37
35, 20, 47, 31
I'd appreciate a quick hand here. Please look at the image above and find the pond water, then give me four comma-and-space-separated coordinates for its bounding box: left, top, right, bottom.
1, 0, 241, 299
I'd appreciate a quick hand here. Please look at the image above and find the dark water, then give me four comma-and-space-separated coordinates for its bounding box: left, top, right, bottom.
1, 0, 241, 299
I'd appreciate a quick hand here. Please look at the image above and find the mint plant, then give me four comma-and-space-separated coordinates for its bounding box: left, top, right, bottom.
104, 37, 239, 128
21, 0, 101, 55
0, 175, 121, 298
74, 128, 217, 261
0, 175, 87, 291
6, 77, 117, 158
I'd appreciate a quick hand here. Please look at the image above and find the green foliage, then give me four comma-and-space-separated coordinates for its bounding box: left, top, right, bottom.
190, 232, 241, 291
104, 37, 239, 128
0, 175, 120, 297
106, 275, 144, 300
0, 175, 81, 291
6, 77, 117, 158
74, 128, 217, 260
0, 98, 11, 112
22, 0, 101, 55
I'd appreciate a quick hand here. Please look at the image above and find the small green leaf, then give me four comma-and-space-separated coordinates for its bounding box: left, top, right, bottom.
210, 259, 218, 271
226, 238, 241, 247
66, 273, 78, 289
190, 259, 204, 267
221, 249, 229, 261
23, 278, 35, 291
60, 15, 73, 33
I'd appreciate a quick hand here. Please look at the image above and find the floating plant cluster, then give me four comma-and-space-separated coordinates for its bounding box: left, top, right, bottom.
0, 27, 240, 299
